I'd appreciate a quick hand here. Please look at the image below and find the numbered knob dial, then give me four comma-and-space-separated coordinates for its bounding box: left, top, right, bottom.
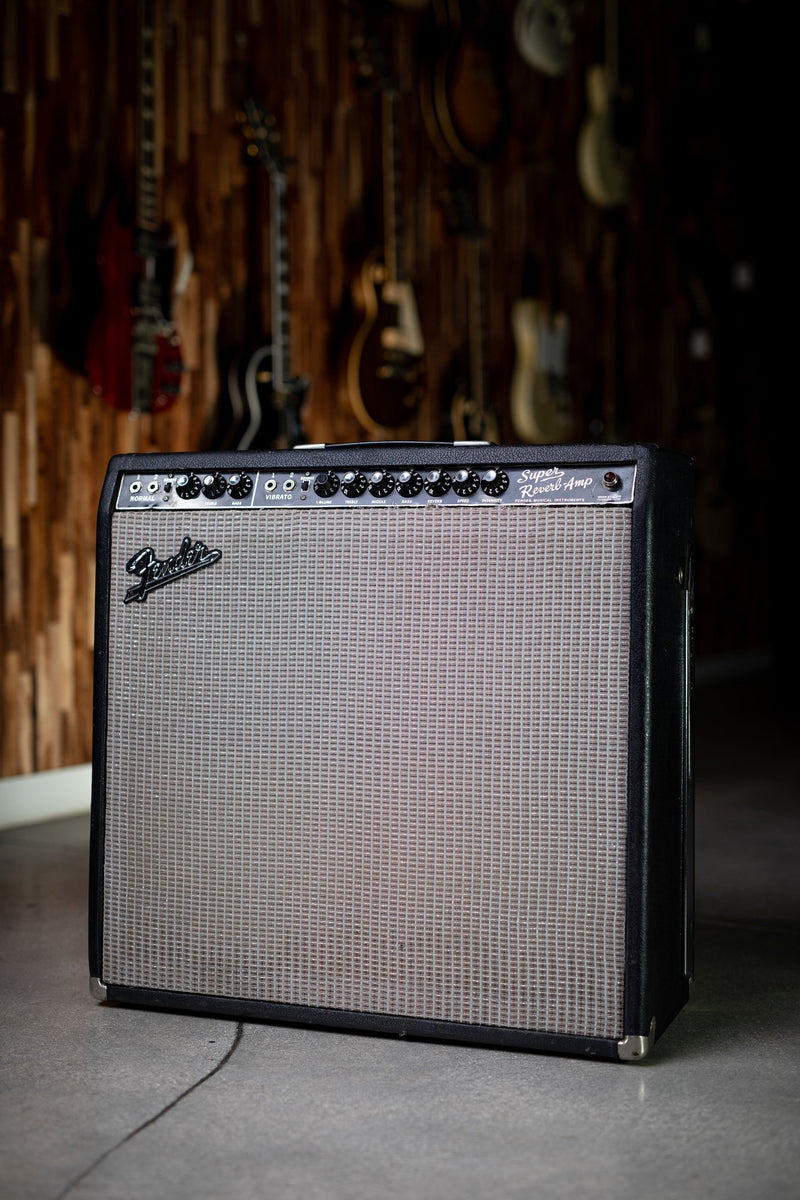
424, 469, 451, 497
341, 471, 368, 498
368, 470, 395, 498
396, 470, 424, 498
227, 472, 253, 500
480, 469, 509, 497
452, 468, 480, 497
201, 472, 227, 500
313, 471, 340, 498
175, 473, 201, 500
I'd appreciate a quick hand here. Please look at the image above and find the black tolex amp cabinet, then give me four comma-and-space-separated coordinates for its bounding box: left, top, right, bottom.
90, 441, 693, 1061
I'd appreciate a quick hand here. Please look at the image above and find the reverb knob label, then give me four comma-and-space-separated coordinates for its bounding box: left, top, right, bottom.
123, 536, 222, 604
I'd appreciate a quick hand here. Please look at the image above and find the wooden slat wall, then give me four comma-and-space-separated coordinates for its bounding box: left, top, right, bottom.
0, 0, 769, 776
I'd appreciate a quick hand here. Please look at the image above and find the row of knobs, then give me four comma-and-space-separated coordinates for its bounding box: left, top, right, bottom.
175, 472, 253, 500
314, 468, 510, 499
172, 468, 510, 502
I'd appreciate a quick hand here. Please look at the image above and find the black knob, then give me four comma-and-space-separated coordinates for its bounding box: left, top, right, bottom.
368, 470, 395, 497
314, 471, 340, 498
480, 469, 509, 497
341, 471, 368, 498
175, 472, 201, 500
424, 469, 451, 497
452, 468, 480, 497
201, 471, 227, 499
396, 470, 423, 498
227, 472, 253, 500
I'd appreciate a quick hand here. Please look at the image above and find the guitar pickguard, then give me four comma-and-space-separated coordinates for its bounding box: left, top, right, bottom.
380, 279, 425, 359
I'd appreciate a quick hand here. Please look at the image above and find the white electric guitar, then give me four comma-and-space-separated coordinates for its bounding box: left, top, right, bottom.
513, 0, 580, 77
576, 0, 634, 208
510, 297, 574, 444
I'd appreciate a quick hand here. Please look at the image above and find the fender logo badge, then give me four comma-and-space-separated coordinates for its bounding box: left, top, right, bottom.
124, 536, 222, 604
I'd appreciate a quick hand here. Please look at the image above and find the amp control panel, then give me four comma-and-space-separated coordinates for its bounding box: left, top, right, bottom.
115, 463, 637, 511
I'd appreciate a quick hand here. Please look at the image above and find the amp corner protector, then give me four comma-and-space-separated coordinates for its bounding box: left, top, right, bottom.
617, 1017, 656, 1062
90, 977, 108, 1002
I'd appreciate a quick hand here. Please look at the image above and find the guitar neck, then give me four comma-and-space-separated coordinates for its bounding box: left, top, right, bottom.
605, 0, 619, 87
270, 171, 292, 392
467, 233, 487, 413
382, 88, 404, 282
133, 0, 161, 415
137, 0, 159, 235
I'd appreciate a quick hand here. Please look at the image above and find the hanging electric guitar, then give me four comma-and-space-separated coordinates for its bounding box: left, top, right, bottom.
510, 297, 574, 443
513, 0, 580, 78
576, 0, 634, 208
441, 183, 499, 444
225, 99, 308, 451
420, 0, 508, 167
85, 0, 183, 414
340, 35, 425, 433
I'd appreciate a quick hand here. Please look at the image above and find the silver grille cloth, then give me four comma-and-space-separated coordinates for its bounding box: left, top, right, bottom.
103, 504, 631, 1038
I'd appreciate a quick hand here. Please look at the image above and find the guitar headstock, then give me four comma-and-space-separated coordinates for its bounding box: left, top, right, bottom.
238, 98, 286, 176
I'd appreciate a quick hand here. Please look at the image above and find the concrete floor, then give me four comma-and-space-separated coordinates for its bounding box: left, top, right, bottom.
1, 661, 798, 1200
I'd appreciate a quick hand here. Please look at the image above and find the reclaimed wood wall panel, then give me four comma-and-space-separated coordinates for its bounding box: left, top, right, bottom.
0, 0, 769, 776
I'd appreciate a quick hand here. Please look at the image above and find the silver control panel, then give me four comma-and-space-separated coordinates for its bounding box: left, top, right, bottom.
115, 463, 637, 511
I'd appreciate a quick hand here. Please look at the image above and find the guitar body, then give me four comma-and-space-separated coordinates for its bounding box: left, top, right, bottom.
343, 251, 425, 432
85, 200, 135, 411
233, 340, 308, 452
214, 341, 266, 451
510, 298, 574, 443
577, 66, 634, 209
513, 0, 575, 77
85, 198, 182, 414
420, 9, 508, 165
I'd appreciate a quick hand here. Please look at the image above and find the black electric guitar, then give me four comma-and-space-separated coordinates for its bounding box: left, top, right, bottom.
340, 36, 425, 433
224, 99, 308, 450
441, 183, 499, 443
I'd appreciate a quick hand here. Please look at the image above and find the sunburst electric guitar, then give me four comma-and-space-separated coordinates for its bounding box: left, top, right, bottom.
341, 36, 425, 434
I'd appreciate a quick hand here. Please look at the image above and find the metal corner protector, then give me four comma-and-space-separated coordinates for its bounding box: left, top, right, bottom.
617, 1017, 656, 1062
90, 977, 108, 1001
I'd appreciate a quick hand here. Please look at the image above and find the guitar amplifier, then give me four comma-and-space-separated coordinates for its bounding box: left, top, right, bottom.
90, 441, 693, 1061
